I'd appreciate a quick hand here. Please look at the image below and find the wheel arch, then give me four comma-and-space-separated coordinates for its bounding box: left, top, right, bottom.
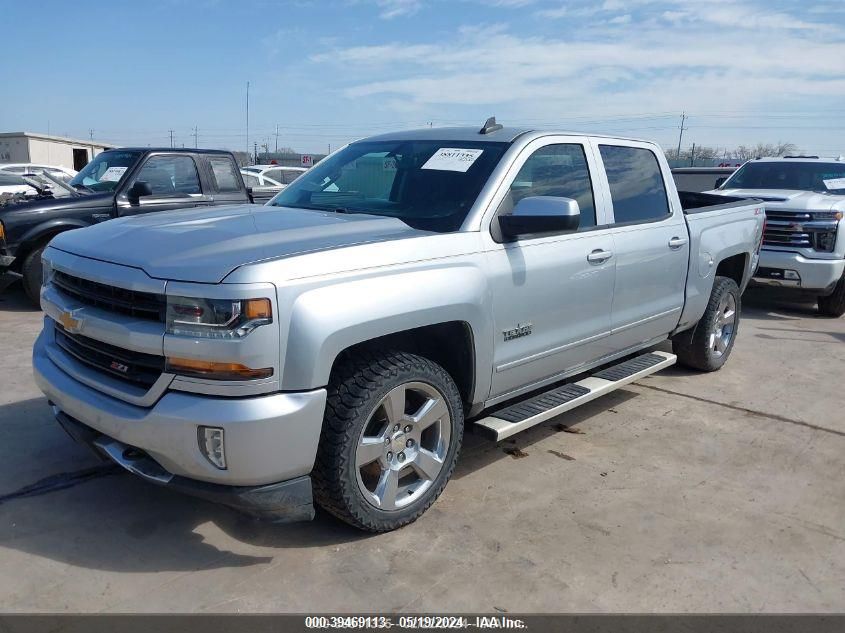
12, 220, 88, 271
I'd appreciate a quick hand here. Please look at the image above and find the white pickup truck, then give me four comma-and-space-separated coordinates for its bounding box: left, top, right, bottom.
710, 156, 845, 316
33, 120, 765, 531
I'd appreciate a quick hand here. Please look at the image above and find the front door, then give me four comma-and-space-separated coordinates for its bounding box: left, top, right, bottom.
484, 138, 617, 401
592, 141, 687, 350
117, 154, 209, 217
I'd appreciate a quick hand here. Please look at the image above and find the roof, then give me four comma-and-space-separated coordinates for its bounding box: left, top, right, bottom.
752, 156, 845, 164
671, 167, 737, 173
108, 147, 236, 155
0, 131, 115, 148
358, 125, 655, 145
362, 126, 532, 143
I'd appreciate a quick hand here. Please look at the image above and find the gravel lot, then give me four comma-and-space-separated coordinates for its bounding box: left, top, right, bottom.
0, 279, 842, 613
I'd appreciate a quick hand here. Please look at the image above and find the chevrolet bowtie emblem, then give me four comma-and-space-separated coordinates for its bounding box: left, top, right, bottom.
59, 310, 84, 333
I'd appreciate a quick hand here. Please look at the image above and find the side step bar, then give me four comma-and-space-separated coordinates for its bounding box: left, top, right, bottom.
474, 351, 676, 441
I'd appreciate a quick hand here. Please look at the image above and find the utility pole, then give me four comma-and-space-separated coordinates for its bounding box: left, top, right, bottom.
274, 124, 279, 153
690, 142, 696, 167
676, 112, 687, 160
328, 143, 331, 154
246, 81, 250, 162
169, 129, 174, 148
254, 141, 258, 164
192, 126, 198, 148
89, 129, 94, 141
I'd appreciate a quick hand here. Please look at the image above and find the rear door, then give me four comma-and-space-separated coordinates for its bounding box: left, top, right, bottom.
116, 153, 209, 216
592, 141, 687, 350
483, 136, 617, 401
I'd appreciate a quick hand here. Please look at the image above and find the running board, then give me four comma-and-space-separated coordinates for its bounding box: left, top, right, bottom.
474, 351, 676, 441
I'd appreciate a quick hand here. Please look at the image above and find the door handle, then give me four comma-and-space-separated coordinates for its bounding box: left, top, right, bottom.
668, 236, 688, 249
587, 249, 613, 264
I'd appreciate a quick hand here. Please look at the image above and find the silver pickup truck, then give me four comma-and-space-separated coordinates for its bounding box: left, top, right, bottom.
33, 121, 765, 532
709, 157, 845, 317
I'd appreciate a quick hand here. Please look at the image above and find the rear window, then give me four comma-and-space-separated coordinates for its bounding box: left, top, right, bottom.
600, 145, 670, 224
208, 156, 242, 192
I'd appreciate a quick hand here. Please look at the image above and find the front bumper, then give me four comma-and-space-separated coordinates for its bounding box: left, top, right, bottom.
55, 410, 314, 522
33, 328, 328, 519
753, 249, 845, 292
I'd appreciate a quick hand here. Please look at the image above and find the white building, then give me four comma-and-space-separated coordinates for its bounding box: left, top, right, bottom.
0, 132, 114, 171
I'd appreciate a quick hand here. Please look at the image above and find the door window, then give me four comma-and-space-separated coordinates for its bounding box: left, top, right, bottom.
599, 145, 670, 224
508, 144, 597, 229
135, 155, 201, 196
242, 172, 260, 187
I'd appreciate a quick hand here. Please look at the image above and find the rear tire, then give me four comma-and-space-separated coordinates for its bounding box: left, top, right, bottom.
312, 350, 464, 532
673, 276, 740, 372
818, 275, 845, 318
21, 245, 45, 309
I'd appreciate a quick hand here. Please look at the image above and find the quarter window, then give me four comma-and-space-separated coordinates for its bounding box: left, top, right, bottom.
599, 145, 670, 224
508, 144, 597, 229
135, 155, 201, 196
209, 157, 242, 192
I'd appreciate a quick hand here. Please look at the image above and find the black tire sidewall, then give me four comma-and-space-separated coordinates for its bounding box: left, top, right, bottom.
22, 246, 45, 306
700, 277, 740, 370
818, 275, 845, 318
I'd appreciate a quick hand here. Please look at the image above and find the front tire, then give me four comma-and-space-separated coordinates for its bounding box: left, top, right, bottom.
818, 274, 845, 318
673, 276, 741, 372
21, 245, 45, 308
312, 350, 464, 532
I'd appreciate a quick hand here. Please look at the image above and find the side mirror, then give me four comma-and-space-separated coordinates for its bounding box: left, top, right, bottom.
127, 180, 152, 202
714, 177, 727, 189
499, 196, 580, 240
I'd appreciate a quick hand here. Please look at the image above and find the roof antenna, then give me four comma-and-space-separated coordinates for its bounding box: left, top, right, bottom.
479, 116, 503, 135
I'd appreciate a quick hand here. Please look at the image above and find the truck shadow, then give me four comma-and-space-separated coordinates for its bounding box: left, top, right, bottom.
741, 287, 822, 320
0, 278, 39, 313
0, 389, 638, 573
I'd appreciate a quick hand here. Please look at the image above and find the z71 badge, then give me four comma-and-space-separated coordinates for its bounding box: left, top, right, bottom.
503, 323, 533, 341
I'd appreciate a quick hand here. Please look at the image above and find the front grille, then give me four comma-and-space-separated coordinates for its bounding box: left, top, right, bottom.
763, 210, 838, 251
53, 271, 166, 322
54, 325, 164, 388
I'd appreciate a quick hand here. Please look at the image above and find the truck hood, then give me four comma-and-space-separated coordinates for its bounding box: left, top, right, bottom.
710, 188, 845, 211
49, 204, 430, 283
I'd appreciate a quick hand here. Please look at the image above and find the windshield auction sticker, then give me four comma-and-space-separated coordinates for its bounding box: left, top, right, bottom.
422, 148, 483, 172
823, 177, 845, 190
99, 166, 128, 182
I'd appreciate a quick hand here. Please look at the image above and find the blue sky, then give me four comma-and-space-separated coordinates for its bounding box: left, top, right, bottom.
1, 0, 844, 155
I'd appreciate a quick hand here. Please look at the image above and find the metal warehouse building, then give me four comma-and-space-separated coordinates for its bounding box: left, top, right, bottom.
0, 132, 114, 171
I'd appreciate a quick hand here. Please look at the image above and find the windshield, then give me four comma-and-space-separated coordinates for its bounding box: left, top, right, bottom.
268, 140, 509, 232
69, 150, 142, 192
723, 161, 845, 193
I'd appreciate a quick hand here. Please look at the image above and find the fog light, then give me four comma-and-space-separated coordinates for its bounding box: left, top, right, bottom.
783, 270, 800, 281
198, 426, 227, 469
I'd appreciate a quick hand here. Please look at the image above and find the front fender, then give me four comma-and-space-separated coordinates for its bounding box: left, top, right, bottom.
278, 265, 493, 400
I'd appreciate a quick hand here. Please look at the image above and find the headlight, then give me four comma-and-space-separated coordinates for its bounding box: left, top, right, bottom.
41, 257, 53, 286
166, 296, 272, 339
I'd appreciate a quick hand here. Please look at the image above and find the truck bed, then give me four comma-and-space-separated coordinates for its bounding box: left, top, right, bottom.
679, 190, 758, 214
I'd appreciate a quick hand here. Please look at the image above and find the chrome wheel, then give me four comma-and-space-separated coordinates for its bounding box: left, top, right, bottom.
355, 381, 451, 511
709, 291, 736, 357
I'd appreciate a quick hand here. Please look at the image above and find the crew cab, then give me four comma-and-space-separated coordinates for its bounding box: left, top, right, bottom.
708, 157, 845, 317
33, 121, 765, 532
0, 148, 249, 305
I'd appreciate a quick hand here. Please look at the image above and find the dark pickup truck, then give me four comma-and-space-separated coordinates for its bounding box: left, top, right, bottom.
0, 148, 250, 305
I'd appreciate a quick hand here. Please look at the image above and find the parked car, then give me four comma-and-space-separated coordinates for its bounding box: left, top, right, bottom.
709, 156, 845, 316
242, 164, 307, 186
0, 163, 77, 182
32, 121, 764, 531
671, 166, 737, 193
0, 172, 38, 197
240, 170, 284, 204
0, 147, 249, 306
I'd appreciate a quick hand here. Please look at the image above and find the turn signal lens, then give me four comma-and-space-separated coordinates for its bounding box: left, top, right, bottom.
166, 357, 273, 381
244, 298, 272, 320
0, 221, 5, 241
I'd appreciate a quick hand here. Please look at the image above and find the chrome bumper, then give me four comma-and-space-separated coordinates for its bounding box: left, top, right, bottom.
33, 327, 327, 487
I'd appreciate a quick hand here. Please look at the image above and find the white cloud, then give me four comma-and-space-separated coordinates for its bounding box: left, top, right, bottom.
376, 0, 422, 19
310, 0, 845, 148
